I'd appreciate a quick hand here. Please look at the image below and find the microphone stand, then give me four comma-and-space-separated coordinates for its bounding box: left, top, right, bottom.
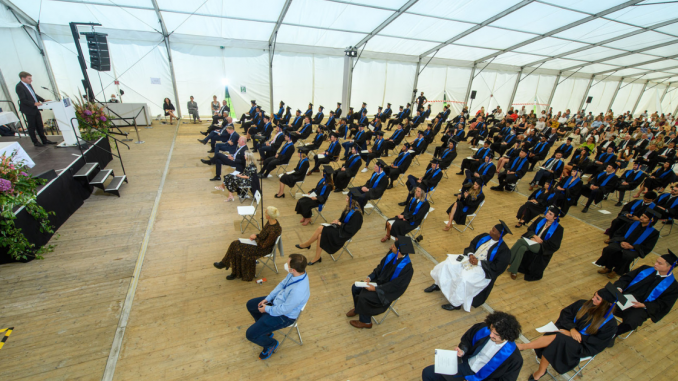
41, 86, 59, 100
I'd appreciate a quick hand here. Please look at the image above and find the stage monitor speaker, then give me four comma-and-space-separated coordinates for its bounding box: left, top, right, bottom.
586, 96, 593, 104
84, 32, 110, 71
470, 90, 477, 100
35, 169, 57, 182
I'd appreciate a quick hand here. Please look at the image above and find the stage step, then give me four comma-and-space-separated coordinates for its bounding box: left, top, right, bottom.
74, 162, 99, 179
104, 176, 127, 197
90, 169, 113, 189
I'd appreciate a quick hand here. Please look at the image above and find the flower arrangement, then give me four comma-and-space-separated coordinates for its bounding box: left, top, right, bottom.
0, 154, 55, 260
73, 94, 112, 141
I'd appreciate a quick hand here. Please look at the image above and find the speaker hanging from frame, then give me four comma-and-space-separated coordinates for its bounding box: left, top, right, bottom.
586, 96, 593, 104
470, 90, 477, 100
83, 32, 110, 71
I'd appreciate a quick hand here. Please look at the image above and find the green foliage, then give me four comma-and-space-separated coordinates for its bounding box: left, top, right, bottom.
71, 92, 112, 141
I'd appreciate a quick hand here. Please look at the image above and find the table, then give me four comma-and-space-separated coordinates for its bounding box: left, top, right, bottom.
103, 102, 151, 126
0, 141, 35, 168
0, 111, 20, 126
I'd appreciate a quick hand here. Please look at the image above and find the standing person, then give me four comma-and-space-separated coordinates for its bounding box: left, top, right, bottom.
15, 71, 56, 146
416, 91, 427, 111
187, 96, 201, 123
244, 253, 310, 360
162, 98, 177, 124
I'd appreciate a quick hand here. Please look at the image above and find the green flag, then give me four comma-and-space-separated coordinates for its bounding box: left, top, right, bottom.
225, 86, 235, 118
443, 92, 448, 108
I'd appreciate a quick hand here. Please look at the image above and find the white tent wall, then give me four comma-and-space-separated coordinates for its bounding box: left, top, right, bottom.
312, 55, 344, 112
512, 74, 556, 114
350, 58, 416, 113
635, 84, 667, 116
550, 76, 589, 115
661, 86, 678, 115
584, 80, 618, 116
611, 81, 645, 115
416, 65, 447, 118
382, 61, 416, 112
468, 70, 518, 114
444, 66, 473, 116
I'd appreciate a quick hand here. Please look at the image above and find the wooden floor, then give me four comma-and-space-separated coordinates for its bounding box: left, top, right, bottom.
1, 120, 677, 381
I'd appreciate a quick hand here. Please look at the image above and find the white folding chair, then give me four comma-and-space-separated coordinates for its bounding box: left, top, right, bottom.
613, 316, 635, 340
427, 187, 436, 204
403, 207, 434, 242
452, 201, 485, 233
311, 204, 328, 224
275, 304, 306, 351
237, 191, 261, 233
330, 238, 354, 261
274, 161, 291, 176
256, 236, 283, 277
508, 177, 522, 192
290, 179, 306, 197
364, 197, 382, 215
371, 298, 401, 325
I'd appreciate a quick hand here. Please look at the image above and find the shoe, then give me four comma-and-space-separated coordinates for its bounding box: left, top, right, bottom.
424, 284, 440, 293
398, 201, 407, 206
33, 142, 44, 147
201, 159, 212, 165
510, 273, 517, 280
581, 207, 589, 213
528, 185, 535, 191
490, 186, 503, 191
259, 339, 279, 360
210, 176, 220, 181
226, 274, 237, 280
295, 244, 310, 250
307, 258, 322, 265
42, 140, 57, 145
604, 238, 610, 244
455, 171, 464, 175
615, 201, 623, 207
334, 188, 343, 193
306, 171, 314, 176
387, 184, 394, 189
607, 335, 616, 348
213, 262, 226, 269
607, 271, 618, 279
341, 157, 348, 161
346, 308, 356, 317
274, 193, 285, 198
361, 168, 368, 173
349, 320, 372, 329
197, 139, 206, 144
200, 131, 208, 136
597, 267, 611, 274
441, 304, 462, 311
207, 149, 214, 153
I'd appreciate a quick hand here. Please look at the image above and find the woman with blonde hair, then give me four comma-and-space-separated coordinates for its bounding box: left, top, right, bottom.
443, 179, 484, 230
213, 206, 282, 281
217, 151, 257, 202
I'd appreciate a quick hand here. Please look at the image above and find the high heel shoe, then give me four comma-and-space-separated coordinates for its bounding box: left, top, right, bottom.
295, 244, 310, 250
274, 193, 285, 198
214, 186, 225, 191
307, 257, 322, 265
225, 196, 234, 202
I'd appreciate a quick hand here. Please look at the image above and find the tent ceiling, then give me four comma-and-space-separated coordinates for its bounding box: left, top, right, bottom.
10, 0, 678, 85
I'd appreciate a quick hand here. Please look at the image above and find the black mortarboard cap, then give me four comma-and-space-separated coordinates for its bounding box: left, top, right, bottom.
567, 137, 573, 141
330, 132, 340, 138
644, 191, 657, 200
349, 107, 354, 110
349, 188, 363, 199
643, 208, 660, 220
661, 249, 677, 266
546, 205, 562, 217
430, 158, 441, 164
376, 159, 388, 168
362, 102, 367, 105
251, 100, 256, 103
337, 102, 342, 105
494, 220, 512, 236
323, 165, 335, 176
309, 102, 313, 106
319, 105, 324, 109
395, 236, 415, 255
598, 283, 620, 304
387, 102, 392, 106
378, 106, 383, 109
375, 130, 385, 136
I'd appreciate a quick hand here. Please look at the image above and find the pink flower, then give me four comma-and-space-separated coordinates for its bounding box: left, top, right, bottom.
84, 110, 93, 115
100, 116, 107, 122
0, 178, 13, 192
20, 172, 28, 177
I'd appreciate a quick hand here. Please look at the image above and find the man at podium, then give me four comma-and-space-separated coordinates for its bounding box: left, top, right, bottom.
15, 71, 56, 147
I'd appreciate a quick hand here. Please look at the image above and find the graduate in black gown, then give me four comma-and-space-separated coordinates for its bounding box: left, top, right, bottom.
515, 182, 562, 227
516, 288, 617, 379
595, 209, 660, 278
384, 144, 414, 188
294, 166, 334, 225
612, 251, 678, 339
348, 160, 389, 210
421, 311, 523, 381
556, 168, 583, 215
604, 191, 657, 238
274, 152, 309, 198
508, 206, 564, 281
333, 144, 362, 192
382, 185, 430, 242
347, 236, 415, 329
443, 179, 485, 229
296, 194, 363, 265
580, 163, 619, 213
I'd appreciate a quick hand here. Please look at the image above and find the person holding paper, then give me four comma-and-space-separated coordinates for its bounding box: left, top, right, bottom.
295, 167, 334, 225
613, 162, 647, 206
295, 195, 363, 265
214, 206, 282, 281
527, 152, 564, 190
515, 182, 562, 227
342, 124, 368, 157
259, 133, 295, 178
426, 221, 512, 311
421, 311, 523, 381
580, 163, 619, 213
347, 236, 415, 329
298, 126, 326, 157
595, 209, 660, 279
457, 140, 492, 175
383, 122, 406, 156
348, 160, 389, 210
332, 144, 362, 192
382, 185, 430, 242
443, 179, 484, 230
611, 251, 678, 339
245, 253, 310, 360
307, 132, 341, 175
216, 151, 258, 202
555, 168, 583, 216
274, 152, 309, 199
360, 130, 387, 171
508, 206, 564, 281
462, 155, 496, 188
257, 123, 285, 161
516, 288, 618, 380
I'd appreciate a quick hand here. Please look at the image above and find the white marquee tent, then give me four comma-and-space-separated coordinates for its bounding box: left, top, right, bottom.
3, 0, 678, 122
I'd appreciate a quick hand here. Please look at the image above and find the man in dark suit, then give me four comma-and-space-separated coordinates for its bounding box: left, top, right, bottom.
15, 71, 56, 146
198, 117, 233, 153
201, 136, 249, 181
215, 125, 240, 154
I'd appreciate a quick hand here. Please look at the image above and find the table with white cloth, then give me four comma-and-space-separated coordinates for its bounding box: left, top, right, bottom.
0, 111, 20, 127
0, 141, 35, 168
102, 102, 151, 126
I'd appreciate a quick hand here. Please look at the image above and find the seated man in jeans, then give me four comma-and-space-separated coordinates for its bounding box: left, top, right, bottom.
245, 253, 310, 360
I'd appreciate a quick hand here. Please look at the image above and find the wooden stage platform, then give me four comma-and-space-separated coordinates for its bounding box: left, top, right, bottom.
0, 121, 676, 380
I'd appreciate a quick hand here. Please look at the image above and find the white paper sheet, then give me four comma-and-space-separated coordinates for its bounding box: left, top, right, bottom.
523, 237, 539, 246
287, 171, 295, 174
361, 150, 369, 154
230, 170, 241, 176
408, 150, 415, 153
301, 192, 317, 198
434, 349, 458, 375
387, 219, 394, 228
466, 156, 473, 160
598, 210, 612, 214
321, 223, 332, 227
617, 294, 637, 310
317, 154, 325, 159
536, 322, 559, 333
238, 238, 257, 246
354, 282, 378, 288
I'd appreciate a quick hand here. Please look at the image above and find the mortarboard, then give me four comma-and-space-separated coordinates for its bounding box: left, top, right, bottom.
251, 100, 256, 104
375, 130, 385, 136
375, 159, 388, 168
494, 220, 513, 236
322, 165, 335, 176
643, 208, 660, 220
395, 236, 415, 255
661, 249, 677, 271
430, 158, 441, 165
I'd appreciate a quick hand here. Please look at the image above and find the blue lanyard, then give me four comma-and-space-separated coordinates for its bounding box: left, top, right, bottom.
282, 273, 307, 290
343, 208, 358, 223
396, 152, 409, 166
468, 326, 517, 381
626, 268, 676, 302
385, 252, 411, 280
535, 218, 559, 240
475, 235, 501, 261
624, 221, 655, 246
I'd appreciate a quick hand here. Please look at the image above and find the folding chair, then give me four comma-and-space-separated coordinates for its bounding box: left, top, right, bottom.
371, 298, 401, 325
364, 197, 382, 216
329, 155, 341, 169
311, 203, 328, 224
396, 172, 408, 187
237, 191, 261, 233
452, 201, 485, 233
330, 238, 354, 261
275, 304, 306, 351
256, 236, 283, 277
427, 187, 436, 204
538, 354, 597, 381
290, 179, 306, 197
406, 207, 434, 242
613, 316, 635, 340
507, 177, 522, 193
659, 220, 674, 237
274, 160, 291, 176
442, 167, 450, 179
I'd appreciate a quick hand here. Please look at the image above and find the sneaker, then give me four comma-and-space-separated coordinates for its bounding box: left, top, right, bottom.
361, 168, 368, 173
259, 339, 279, 360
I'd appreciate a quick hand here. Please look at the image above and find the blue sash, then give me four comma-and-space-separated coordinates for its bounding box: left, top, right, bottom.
297, 158, 308, 170
316, 178, 328, 210
356, 131, 364, 140
476, 147, 489, 159
396, 152, 409, 166
343, 208, 358, 223
348, 155, 361, 168
327, 141, 337, 154
624, 170, 643, 182
467, 326, 517, 381
533, 142, 544, 154
658, 168, 672, 178
442, 148, 454, 158
370, 171, 386, 188
301, 123, 311, 134
478, 162, 494, 176
624, 221, 656, 246
384, 251, 411, 280
360, 116, 366, 124
626, 268, 676, 302
293, 116, 300, 125
475, 235, 501, 261
597, 172, 615, 186
574, 308, 615, 335
533, 189, 543, 200
281, 142, 293, 155
326, 116, 333, 126
282, 273, 307, 290
628, 201, 655, 215
409, 198, 425, 225
564, 176, 580, 189
535, 218, 559, 240
510, 157, 526, 172
376, 139, 383, 151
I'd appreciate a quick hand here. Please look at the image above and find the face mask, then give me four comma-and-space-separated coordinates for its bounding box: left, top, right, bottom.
284, 263, 290, 273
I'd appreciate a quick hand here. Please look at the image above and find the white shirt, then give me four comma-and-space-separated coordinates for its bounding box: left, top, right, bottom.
468, 339, 508, 372
22, 81, 38, 103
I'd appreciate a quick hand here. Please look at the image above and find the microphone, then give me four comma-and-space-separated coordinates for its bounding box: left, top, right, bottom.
41, 86, 50, 90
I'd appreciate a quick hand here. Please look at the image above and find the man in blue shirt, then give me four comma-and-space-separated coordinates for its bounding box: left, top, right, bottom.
245, 253, 310, 360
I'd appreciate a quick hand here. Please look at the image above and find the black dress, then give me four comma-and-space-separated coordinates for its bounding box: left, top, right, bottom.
516, 189, 562, 223
295, 178, 332, 218
557, 175, 583, 215
334, 154, 362, 190
447, 192, 485, 224
354, 252, 413, 317
280, 158, 310, 187
536, 300, 617, 374
319, 208, 364, 254
518, 217, 564, 281
389, 199, 430, 236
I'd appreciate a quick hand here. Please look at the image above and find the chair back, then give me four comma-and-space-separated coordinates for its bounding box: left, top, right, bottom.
254, 190, 262, 207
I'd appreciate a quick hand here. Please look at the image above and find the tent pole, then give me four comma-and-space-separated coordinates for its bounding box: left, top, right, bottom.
463, 64, 476, 110
631, 81, 649, 116
608, 78, 624, 112
151, 0, 181, 119
268, 47, 274, 116
507, 68, 523, 110
410, 59, 421, 107
659, 82, 671, 112
0, 66, 26, 132
342, 55, 353, 110
578, 75, 594, 112
546, 71, 561, 112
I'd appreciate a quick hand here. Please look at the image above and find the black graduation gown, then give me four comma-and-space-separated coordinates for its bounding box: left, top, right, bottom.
389, 199, 430, 236
385, 151, 414, 181
645, 167, 676, 190
334, 154, 362, 190
280, 158, 309, 187
319, 209, 363, 254
596, 221, 659, 275
518, 217, 564, 281
456, 323, 523, 381
557, 176, 583, 215
295, 178, 332, 218
354, 252, 414, 316
448, 193, 485, 224
536, 300, 617, 374
613, 265, 678, 329
517, 189, 563, 223
462, 233, 511, 307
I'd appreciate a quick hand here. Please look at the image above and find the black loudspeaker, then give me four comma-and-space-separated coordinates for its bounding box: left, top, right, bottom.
586, 96, 593, 104
84, 32, 110, 71
35, 169, 57, 182
470, 90, 477, 100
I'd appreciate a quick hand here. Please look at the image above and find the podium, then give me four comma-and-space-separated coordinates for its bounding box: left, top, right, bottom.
38, 98, 83, 147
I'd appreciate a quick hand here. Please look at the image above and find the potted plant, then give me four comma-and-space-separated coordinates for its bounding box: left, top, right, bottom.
73, 94, 112, 141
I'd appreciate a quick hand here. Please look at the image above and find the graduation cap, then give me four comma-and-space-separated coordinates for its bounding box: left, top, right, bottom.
359, 123, 367, 128
251, 100, 257, 104
323, 165, 335, 176
494, 220, 512, 237
567, 137, 573, 141
430, 157, 441, 165
643, 208, 661, 221
403, 142, 411, 149
309, 103, 314, 106
395, 236, 415, 255
417, 130, 425, 135
319, 105, 324, 109
349, 107, 355, 110
296, 109, 302, 113
387, 102, 392, 106
599, 282, 625, 305
337, 102, 342, 105
329, 132, 340, 138
375, 159, 388, 169
286, 106, 291, 110
546, 205, 562, 219
608, 162, 618, 170
661, 249, 678, 272
362, 102, 367, 105
378, 106, 383, 110
644, 191, 658, 200
375, 130, 385, 136
280, 100, 285, 105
